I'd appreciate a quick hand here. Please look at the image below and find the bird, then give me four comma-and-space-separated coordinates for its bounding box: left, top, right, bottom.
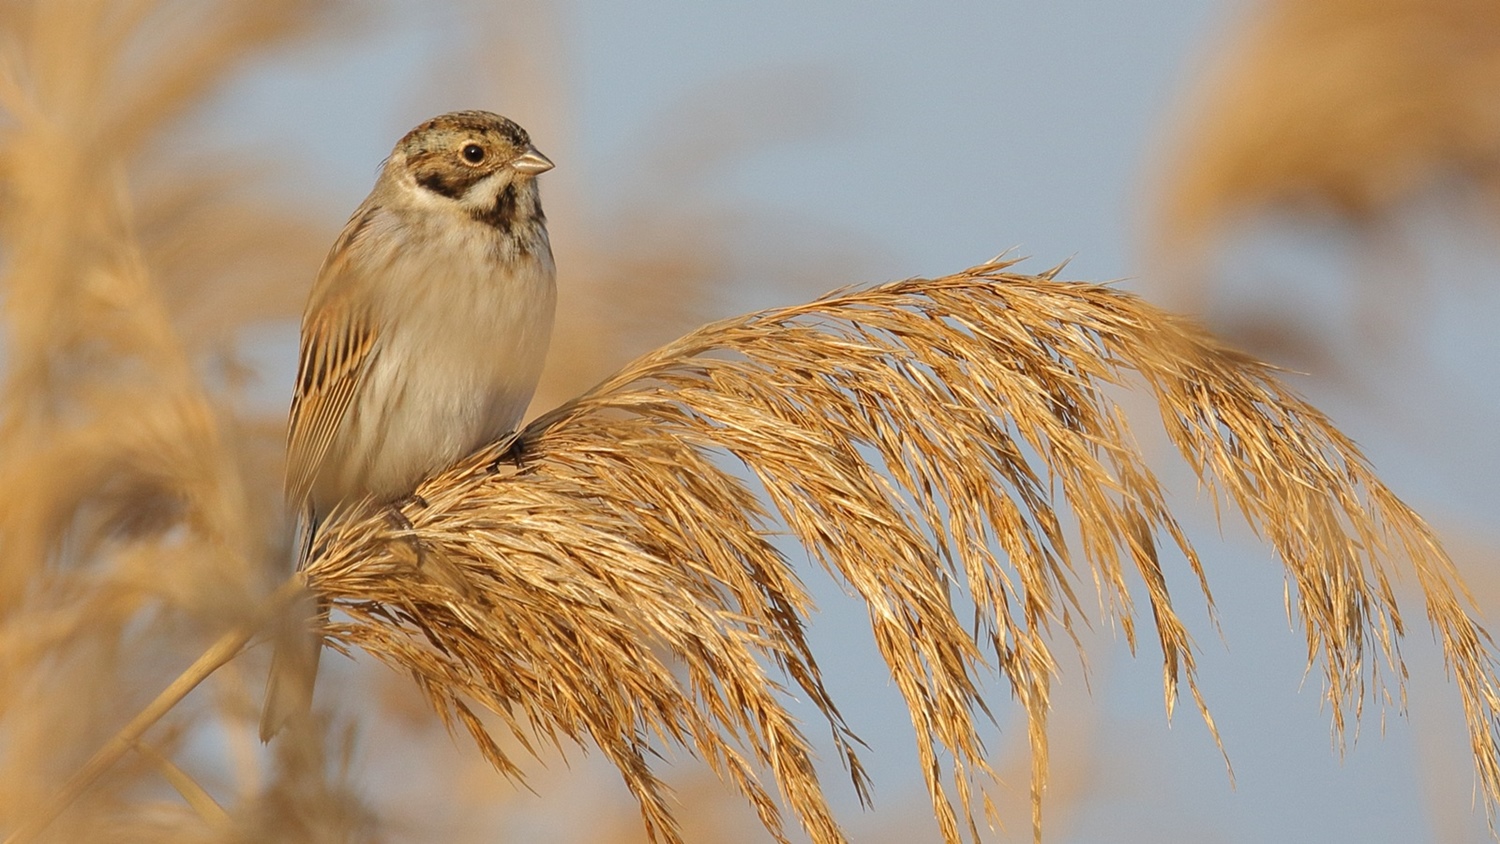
260, 111, 556, 741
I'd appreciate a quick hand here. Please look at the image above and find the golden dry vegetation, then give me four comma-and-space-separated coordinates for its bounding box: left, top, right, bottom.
2, 2, 1499, 844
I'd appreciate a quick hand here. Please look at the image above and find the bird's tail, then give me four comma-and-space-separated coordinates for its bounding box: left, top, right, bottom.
259, 513, 325, 742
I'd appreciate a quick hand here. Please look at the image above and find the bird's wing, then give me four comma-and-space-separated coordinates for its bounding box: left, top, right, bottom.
285, 246, 380, 514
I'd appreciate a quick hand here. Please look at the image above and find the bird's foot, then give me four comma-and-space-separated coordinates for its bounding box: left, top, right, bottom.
384, 495, 426, 532
488, 434, 528, 475
384, 507, 413, 532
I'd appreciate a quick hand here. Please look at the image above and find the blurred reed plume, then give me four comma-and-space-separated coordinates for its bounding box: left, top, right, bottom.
304, 260, 1500, 844
1154, 0, 1500, 256
1148, 0, 1500, 349
0, 1, 372, 842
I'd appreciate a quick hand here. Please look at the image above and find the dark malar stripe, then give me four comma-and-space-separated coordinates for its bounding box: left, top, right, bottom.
471, 183, 525, 232
415, 169, 483, 200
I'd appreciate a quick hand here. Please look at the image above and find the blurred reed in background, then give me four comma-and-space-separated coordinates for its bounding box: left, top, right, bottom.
0, 1, 356, 841
1149, 0, 1500, 354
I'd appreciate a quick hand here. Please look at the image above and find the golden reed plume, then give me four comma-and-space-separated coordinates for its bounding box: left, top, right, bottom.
299, 261, 1500, 844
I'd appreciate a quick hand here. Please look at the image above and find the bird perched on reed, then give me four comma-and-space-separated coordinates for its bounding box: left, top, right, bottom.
260, 111, 557, 741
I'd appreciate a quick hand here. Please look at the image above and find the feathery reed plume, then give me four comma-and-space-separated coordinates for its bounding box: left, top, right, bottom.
304, 260, 1500, 844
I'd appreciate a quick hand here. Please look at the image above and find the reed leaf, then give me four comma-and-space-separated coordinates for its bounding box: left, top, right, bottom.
302, 259, 1500, 844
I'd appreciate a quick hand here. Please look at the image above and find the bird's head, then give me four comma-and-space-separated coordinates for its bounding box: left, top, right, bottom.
386, 110, 552, 232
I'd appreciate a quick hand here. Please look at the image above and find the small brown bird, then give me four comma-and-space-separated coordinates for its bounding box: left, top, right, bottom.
260, 111, 556, 741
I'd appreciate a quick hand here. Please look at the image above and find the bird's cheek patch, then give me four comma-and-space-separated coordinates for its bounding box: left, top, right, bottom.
415, 169, 471, 200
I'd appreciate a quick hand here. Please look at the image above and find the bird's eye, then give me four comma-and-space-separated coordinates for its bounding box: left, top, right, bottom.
461, 143, 486, 164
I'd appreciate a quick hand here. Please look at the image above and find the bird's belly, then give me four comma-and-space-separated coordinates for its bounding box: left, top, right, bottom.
349, 365, 521, 501
317, 262, 554, 510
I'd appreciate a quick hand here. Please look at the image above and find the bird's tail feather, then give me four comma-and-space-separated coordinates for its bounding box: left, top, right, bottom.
259, 511, 325, 742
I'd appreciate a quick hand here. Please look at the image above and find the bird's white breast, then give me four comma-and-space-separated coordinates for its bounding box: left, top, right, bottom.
321, 205, 555, 509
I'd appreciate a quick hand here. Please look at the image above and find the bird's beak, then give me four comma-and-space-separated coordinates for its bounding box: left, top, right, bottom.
511, 147, 554, 176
